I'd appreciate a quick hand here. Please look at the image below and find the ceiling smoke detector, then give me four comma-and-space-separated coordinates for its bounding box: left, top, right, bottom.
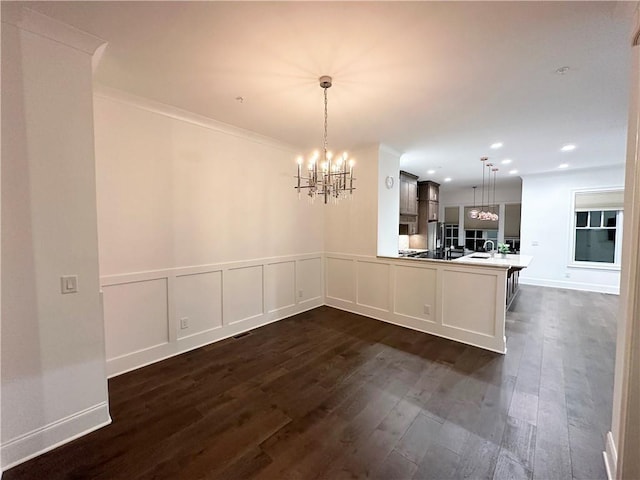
555, 66, 570, 75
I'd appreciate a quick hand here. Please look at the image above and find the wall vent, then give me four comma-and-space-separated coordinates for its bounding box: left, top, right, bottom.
232, 331, 251, 340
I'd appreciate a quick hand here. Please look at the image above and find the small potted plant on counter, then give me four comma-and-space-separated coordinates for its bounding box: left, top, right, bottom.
497, 243, 510, 258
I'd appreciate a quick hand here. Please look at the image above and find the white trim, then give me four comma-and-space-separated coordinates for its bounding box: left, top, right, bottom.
102, 253, 325, 376
329, 301, 507, 355
1, 402, 111, 471
1, 6, 106, 55
94, 85, 296, 153
603, 431, 617, 480
611, 27, 640, 480
100, 252, 324, 286
325, 253, 507, 354
519, 277, 620, 295
568, 187, 624, 268
568, 262, 621, 272
107, 302, 322, 378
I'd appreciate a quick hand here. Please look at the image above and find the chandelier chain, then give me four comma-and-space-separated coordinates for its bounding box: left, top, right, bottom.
323, 86, 328, 161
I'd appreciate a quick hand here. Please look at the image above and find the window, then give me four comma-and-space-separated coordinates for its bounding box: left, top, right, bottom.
465, 229, 497, 251
573, 190, 623, 266
504, 204, 521, 253
574, 210, 620, 264
444, 224, 459, 248
443, 206, 460, 248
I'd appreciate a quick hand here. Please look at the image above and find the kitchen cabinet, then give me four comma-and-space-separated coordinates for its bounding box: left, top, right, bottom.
399, 171, 419, 216
427, 201, 439, 222
424, 181, 439, 202
399, 222, 417, 235
418, 181, 440, 223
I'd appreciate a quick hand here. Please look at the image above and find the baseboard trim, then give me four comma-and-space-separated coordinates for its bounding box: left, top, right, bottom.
325, 298, 506, 355
519, 277, 620, 295
603, 431, 617, 480
107, 300, 323, 377
1, 402, 111, 472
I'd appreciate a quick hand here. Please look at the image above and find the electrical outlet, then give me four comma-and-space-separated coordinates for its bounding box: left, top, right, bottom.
423, 304, 431, 315
180, 317, 189, 329
565, 273, 571, 279
61, 275, 78, 294
298, 289, 304, 298
532, 241, 539, 247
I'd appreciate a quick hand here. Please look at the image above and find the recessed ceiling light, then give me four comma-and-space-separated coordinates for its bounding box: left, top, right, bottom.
501, 159, 512, 165
558, 163, 569, 169
509, 169, 518, 175
427, 169, 436, 175
490, 142, 503, 149
561, 144, 576, 152
444, 177, 452, 182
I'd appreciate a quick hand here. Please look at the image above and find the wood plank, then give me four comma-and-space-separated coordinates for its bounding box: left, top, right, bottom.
3, 286, 618, 480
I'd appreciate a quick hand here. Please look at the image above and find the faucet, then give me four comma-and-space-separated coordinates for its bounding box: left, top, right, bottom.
483, 240, 495, 257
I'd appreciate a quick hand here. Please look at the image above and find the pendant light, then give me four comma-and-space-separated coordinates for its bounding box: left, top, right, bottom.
468, 186, 479, 219
476, 156, 499, 221
490, 166, 499, 221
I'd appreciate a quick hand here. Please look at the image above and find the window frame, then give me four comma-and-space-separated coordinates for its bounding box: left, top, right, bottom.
569, 188, 624, 270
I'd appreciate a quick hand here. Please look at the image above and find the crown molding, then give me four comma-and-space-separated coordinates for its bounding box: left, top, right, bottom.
2, 6, 106, 55
93, 85, 298, 153
379, 143, 404, 159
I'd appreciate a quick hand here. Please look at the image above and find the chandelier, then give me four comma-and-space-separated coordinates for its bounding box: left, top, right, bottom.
295, 76, 355, 204
469, 157, 499, 221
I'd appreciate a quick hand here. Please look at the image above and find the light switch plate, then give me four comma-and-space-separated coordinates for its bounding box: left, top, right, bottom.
61, 275, 78, 294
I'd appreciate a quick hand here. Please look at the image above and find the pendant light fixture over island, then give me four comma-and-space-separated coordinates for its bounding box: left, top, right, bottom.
477, 156, 499, 221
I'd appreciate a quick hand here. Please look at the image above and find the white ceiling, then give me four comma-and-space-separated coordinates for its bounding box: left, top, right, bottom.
26, 1, 634, 187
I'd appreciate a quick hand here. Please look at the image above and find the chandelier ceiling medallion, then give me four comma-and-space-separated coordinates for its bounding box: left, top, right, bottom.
469, 156, 499, 221
295, 76, 355, 204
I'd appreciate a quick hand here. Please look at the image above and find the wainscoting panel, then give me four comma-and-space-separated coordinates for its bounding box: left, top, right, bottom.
441, 269, 498, 336
393, 264, 438, 323
175, 271, 223, 339
102, 278, 169, 360
326, 257, 356, 303
224, 265, 264, 324
265, 261, 296, 313
325, 254, 507, 354
101, 253, 324, 377
296, 257, 322, 303
356, 261, 390, 311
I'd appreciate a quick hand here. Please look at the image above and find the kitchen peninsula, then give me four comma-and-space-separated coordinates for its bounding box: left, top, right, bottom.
390, 250, 533, 309
453, 252, 533, 308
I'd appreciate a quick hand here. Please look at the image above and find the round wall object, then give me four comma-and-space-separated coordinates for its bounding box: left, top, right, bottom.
385, 176, 394, 189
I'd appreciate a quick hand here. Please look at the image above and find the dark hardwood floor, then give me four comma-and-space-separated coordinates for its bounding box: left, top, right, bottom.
5, 285, 617, 479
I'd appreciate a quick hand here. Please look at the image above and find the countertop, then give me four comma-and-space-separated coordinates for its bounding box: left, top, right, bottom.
451, 253, 533, 268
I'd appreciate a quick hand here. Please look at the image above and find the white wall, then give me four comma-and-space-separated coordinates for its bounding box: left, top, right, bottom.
1, 8, 110, 470
324, 144, 381, 256
94, 91, 325, 376
520, 166, 625, 294
377, 146, 401, 256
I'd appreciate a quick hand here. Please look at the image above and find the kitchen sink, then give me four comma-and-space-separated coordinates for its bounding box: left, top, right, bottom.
470, 254, 491, 259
